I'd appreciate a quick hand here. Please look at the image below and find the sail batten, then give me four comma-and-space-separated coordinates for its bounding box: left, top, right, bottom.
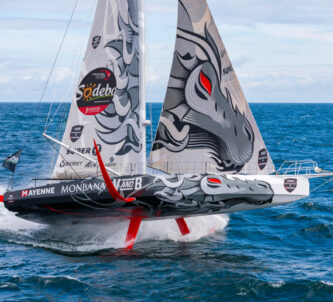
52, 0, 145, 179
148, 0, 275, 175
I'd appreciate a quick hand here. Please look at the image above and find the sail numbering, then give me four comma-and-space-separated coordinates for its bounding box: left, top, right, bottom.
2, 0, 332, 249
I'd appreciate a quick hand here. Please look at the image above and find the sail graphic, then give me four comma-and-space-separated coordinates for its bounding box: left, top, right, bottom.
148, 0, 275, 175
52, 0, 146, 179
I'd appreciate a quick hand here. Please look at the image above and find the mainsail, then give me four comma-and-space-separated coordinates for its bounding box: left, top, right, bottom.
148, 0, 275, 175
52, 0, 146, 179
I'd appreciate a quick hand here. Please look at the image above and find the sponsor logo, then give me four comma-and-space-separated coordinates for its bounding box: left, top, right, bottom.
61, 182, 106, 194
8, 194, 15, 203
59, 178, 143, 195
66, 144, 102, 156
85, 161, 98, 168
21, 187, 55, 198
284, 178, 297, 193
258, 149, 268, 170
70, 125, 84, 143
92, 36, 101, 49
60, 161, 83, 168
113, 178, 142, 191
76, 68, 116, 116
85, 159, 115, 169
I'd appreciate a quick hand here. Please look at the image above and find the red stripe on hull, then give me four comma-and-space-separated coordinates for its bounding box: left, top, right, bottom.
44, 205, 94, 217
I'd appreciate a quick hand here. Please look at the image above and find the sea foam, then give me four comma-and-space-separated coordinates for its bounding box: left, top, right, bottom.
0, 183, 229, 252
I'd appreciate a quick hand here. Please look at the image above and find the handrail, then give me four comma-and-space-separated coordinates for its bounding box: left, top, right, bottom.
277, 160, 319, 176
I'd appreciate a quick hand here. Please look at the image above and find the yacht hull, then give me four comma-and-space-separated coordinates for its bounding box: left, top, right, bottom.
3, 174, 309, 224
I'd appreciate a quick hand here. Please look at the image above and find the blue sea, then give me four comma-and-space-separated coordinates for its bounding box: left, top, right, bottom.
0, 102, 332, 301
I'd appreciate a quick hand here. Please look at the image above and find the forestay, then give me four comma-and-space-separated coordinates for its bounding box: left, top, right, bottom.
148, 0, 275, 175
52, 0, 146, 179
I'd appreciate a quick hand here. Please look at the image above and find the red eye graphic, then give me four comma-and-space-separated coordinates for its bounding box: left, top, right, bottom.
208, 178, 221, 184
200, 71, 212, 96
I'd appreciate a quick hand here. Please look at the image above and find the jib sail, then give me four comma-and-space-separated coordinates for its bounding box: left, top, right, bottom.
148, 0, 275, 175
52, 0, 146, 179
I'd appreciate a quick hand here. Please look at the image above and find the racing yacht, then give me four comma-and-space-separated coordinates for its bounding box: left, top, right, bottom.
2, 0, 332, 249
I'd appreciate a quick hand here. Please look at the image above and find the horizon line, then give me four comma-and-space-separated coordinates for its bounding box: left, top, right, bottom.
1, 100, 333, 104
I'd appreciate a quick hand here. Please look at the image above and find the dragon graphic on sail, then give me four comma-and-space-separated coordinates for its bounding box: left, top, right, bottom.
148, 0, 275, 175
96, 0, 141, 156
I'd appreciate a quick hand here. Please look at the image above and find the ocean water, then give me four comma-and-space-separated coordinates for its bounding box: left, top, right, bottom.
0, 102, 332, 301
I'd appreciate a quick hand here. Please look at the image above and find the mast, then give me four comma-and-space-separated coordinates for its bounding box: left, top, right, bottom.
139, 0, 147, 174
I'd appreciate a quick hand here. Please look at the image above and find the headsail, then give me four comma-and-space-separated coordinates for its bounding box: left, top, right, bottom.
148, 0, 275, 175
52, 0, 146, 179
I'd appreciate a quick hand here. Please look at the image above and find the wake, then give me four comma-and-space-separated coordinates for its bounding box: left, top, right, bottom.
0, 185, 229, 253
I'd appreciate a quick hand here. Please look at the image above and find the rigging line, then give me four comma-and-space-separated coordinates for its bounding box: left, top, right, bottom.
9, 1, 80, 184
57, 105, 65, 141
43, 0, 80, 132
48, 18, 90, 148
45, 0, 90, 155
45, 101, 63, 131
47, 0, 93, 176
62, 0, 93, 102
47, 0, 97, 174
50, 104, 70, 174
311, 177, 333, 193
51, 105, 64, 175
44, 78, 59, 131
50, 103, 67, 174
57, 105, 70, 161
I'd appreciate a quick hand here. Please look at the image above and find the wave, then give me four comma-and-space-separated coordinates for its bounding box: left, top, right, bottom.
301, 222, 333, 239
2, 274, 333, 301
231, 279, 333, 300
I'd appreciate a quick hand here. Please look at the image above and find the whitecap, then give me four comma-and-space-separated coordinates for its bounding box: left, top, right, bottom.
236, 288, 248, 296
269, 281, 285, 288
321, 281, 333, 287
